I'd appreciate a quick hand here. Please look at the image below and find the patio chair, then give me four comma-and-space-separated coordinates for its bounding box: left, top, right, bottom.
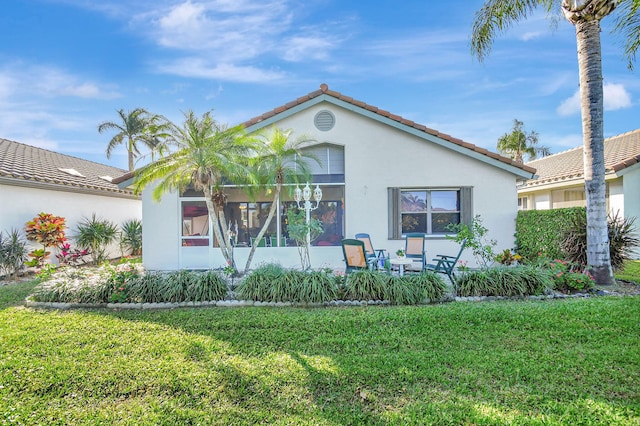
250, 237, 267, 247
404, 233, 427, 272
355, 233, 389, 271
425, 238, 467, 282
269, 235, 286, 247
341, 239, 376, 275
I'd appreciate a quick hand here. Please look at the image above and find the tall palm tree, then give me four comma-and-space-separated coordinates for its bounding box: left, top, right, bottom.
99, 108, 169, 171
497, 119, 550, 162
241, 127, 317, 272
133, 111, 258, 270
471, 0, 639, 285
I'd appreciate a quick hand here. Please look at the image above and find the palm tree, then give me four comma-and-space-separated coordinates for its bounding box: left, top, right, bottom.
471, 0, 639, 285
99, 108, 170, 171
497, 119, 550, 162
133, 111, 258, 270
241, 128, 317, 272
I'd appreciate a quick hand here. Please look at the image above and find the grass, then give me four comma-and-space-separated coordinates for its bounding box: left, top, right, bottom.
615, 260, 640, 283
1, 281, 639, 425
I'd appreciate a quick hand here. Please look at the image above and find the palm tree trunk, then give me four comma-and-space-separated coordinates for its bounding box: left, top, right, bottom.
243, 185, 282, 273
202, 187, 231, 264
127, 136, 135, 172
576, 18, 614, 285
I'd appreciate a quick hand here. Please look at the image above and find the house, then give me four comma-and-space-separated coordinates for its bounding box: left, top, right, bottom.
517, 129, 640, 223
129, 84, 535, 271
0, 138, 141, 257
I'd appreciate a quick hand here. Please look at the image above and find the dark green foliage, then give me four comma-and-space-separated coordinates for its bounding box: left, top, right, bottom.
343, 270, 386, 301
0, 228, 28, 279
455, 266, 553, 297
237, 264, 338, 303
561, 210, 640, 271
516, 208, 585, 261
74, 214, 119, 264
237, 263, 287, 302
403, 271, 449, 302
120, 219, 142, 256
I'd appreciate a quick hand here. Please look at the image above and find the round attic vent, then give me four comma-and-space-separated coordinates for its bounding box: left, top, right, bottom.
314, 110, 335, 131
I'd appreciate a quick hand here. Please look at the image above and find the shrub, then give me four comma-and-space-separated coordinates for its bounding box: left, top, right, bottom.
455, 266, 553, 297
547, 260, 595, 293
561, 210, 640, 271
0, 229, 28, 279
120, 219, 142, 256
343, 270, 386, 301
237, 264, 287, 302
403, 271, 448, 302
446, 215, 497, 268
298, 270, 338, 303
74, 214, 118, 264
516, 208, 584, 261
24, 213, 67, 268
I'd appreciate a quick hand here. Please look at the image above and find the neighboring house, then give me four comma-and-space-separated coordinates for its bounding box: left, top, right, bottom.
124, 84, 535, 271
0, 138, 141, 258
518, 129, 640, 224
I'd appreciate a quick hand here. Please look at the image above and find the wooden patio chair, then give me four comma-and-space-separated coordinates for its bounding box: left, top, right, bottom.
425, 238, 467, 281
355, 233, 389, 271
404, 233, 427, 272
341, 239, 376, 275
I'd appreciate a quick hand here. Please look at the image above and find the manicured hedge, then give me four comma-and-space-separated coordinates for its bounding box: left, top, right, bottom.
515, 207, 585, 261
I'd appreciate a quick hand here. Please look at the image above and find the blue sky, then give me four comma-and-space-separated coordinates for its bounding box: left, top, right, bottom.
1, 0, 637, 171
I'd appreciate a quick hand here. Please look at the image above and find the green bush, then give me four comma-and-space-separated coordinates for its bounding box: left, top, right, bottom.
0, 228, 28, 279
343, 270, 387, 301
384, 271, 447, 305
238, 265, 339, 303
30, 264, 228, 304
120, 219, 142, 256
561, 210, 639, 271
74, 214, 118, 264
455, 266, 553, 297
516, 208, 584, 261
546, 259, 595, 293
403, 271, 448, 302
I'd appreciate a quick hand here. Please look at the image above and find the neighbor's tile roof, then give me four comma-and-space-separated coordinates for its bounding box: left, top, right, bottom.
523, 129, 640, 187
0, 138, 135, 196
242, 84, 536, 175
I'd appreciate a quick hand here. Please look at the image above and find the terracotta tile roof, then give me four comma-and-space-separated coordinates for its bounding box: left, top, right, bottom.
0, 137, 135, 197
523, 128, 640, 187
242, 84, 536, 175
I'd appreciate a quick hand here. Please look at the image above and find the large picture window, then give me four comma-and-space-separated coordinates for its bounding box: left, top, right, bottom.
388, 187, 472, 238
180, 184, 345, 248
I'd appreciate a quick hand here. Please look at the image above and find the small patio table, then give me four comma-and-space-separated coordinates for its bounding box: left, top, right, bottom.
390, 257, 413, 277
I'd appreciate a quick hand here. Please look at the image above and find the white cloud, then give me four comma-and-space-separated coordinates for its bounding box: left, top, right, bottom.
156, 58, 286, 82
521, 31, 544, 41
557, 82, 632, 116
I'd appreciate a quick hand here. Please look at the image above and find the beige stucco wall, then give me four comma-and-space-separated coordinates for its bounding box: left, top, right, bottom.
142, 99, 526, 271
0, 183, 141, 259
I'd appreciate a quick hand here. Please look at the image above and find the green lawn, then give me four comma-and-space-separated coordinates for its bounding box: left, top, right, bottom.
616, 260, 640, 283
1, 281, 639, 425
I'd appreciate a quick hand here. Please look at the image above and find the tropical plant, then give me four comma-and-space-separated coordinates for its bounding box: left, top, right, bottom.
496, 119, 550, 162
74, 214, 118, 264
99, 108, 172, 171
133, 110, 259, 273
446, 215, 496, 268
471, 0, 640, 284
547, 259, 595, 292
561, 210, 640, 270
455, 265, 553, 297
24, 212, 67, 268
120, 219, 142, 256
286, 208, 324, 271
343, 269, 386, 301
0, 229, 28, 279
241, 127, 318, 272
